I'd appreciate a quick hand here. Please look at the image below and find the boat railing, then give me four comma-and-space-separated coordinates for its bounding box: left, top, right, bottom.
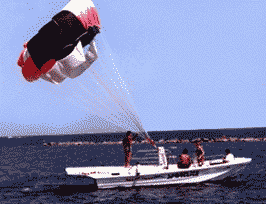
133, 149, 225, 165
136, 149, 158, 153
132, 148, 177, 165
165, 149, 178, 164
205, 154, 224, 161
132, 156, 158, 160
132, 150, 159, 165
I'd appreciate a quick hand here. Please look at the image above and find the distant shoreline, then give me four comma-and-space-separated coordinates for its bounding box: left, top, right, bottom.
43, 136, 266, 147
2, 127, 265, 147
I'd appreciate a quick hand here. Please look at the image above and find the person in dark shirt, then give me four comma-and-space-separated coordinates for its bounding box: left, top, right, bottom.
123, 131, 138, 167
178, 148, 192, 169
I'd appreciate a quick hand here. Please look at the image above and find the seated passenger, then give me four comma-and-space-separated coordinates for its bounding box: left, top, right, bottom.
223, 149, 235, 163
178, 148, 192, 169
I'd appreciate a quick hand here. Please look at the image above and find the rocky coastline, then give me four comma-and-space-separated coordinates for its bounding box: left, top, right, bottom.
43, 135, 266, 147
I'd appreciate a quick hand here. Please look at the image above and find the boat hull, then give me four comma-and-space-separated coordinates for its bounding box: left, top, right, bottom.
65, 157, 251, 189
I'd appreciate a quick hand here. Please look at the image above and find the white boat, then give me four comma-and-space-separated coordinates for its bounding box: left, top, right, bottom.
65, 147, 252, 189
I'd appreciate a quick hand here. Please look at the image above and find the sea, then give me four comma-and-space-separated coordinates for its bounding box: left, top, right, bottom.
0, 128, 265, 204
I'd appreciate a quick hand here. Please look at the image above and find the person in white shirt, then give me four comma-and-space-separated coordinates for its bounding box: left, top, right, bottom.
223, 149, 235, 163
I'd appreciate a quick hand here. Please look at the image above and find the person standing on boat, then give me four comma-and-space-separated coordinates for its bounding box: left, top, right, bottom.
123, 131, 138, 167
178, 148, 192, 169
193, 140, 205, 166
223, 149, 235, 163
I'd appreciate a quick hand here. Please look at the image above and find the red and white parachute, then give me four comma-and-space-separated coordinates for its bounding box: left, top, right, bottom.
17, 0, 101, 84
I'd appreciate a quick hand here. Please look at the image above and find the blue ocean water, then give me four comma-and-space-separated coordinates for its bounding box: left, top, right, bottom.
0, 139, 265, 203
